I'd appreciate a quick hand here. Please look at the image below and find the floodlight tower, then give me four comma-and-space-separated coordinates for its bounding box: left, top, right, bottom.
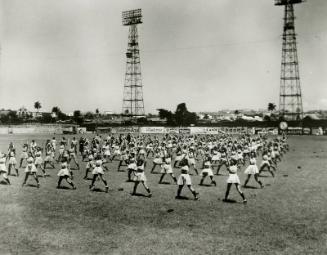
122, 9, 145, 118
275, 0, 304, 121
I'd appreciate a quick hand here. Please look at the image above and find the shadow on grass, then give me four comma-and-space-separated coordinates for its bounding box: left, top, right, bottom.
8, 173, 18, 177
91, 188, 105, 193
199, 183, 213, 187
159, 181, 171, 185
0, 180, 9, 185
215, 173, 228, 176
222, 199, 237, 203
56, 186, 72, 190
258, 175, 273, 178
243, 185, 259, 189
175, 196, 190, 200
37, 174, 52, 178
131, 192, 148, 197
25, 183, 38, 188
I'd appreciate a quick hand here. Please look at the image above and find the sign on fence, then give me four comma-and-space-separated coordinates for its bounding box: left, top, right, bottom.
179, 128, 191, 134
114, 127, 139, 133
165, 127, 179, 134
140, 127, 166, 134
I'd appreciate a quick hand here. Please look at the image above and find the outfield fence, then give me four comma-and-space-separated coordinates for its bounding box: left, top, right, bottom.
96, 126, 279, 135
0, 124, 78, 135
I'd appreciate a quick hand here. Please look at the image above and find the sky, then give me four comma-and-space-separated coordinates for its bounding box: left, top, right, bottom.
0, 0, 327, 114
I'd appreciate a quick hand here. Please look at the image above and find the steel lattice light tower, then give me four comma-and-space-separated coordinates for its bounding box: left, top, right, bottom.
275, 0, 304, 121
122, 9, 145, 118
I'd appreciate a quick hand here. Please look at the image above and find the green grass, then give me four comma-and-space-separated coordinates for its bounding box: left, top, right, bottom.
0, 135, 327, 254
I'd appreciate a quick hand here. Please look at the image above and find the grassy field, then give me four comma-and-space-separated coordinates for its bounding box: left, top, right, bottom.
0, 134, 327, 255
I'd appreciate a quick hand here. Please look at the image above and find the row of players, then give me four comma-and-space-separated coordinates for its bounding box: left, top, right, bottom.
0, 133, 288, 202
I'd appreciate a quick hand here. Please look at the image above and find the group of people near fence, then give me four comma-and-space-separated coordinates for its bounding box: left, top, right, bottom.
0, 132, 289, 203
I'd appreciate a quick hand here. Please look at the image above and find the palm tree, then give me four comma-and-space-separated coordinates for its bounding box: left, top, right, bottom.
268, 103, 277, 112
34, 101, 41, 113
51, 106, 60, 114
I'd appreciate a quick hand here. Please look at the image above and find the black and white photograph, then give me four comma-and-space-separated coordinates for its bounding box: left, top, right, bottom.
0, 0, 326, 254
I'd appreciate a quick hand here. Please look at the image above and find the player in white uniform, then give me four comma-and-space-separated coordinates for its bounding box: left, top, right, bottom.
243, 152, 264, 188
223, 159, 246, 203
158, 156, 177, 184
22, 155, 40, 188
259, 153, 275, 177
176, 165, 199, 200
199, 160, 217, 186
151, 149, 163, 173
131, 158, 152, 197
35, 148, 46, 177
83, 154, 95, 180
44, 141, 55, 169
57, 143, 65, 163
117, 147, 129, 172
127, 156, 137, 182
0, 153, 10, 184
8, 149, 19, 177
57, 161, 76, 189
19, 144, 29, 168
216, 149, 228, 175
187, 149, 199, 175
89, 157, 109, 193
68, 147, 80, 170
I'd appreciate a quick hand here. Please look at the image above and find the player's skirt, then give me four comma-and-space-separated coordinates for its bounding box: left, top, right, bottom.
231, 155, 238, 161
85, 162, 92, 169
220, 158, 227, 164
21, 152, 28, 159
260, 160, 270, 168
139, 149, 146, 155
59, 149, 64, 155
35, 157, 43, 165
104, 150, 111, 156
57, 168, 70, 177
212, 155, 220, 161
227, 173, 241, 184
120, 154, 128, 161
175, 155, 183, 161
200, 168, 214, 177
153, 158, 162, 164
188, 158, 196, 165
177, 173, 192, 186
128, 163, 137, 170
113, 150, 121, 156
44, 155, 52, 162
69, 153, 76, 159
133, 172, 147, 182
25, 166, 37, 173
243, 149, 250, 155
8, 157, 17, 165
92, 167, 104, 175
0, 164, 7, 173
161, 164, 173, 174
244, 164, 259, 175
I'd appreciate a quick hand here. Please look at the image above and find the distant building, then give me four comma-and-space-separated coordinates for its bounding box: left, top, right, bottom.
103, 111, 114, 115
0, 109, 11, 116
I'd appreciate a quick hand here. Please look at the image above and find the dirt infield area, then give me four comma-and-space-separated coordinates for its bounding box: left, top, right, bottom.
0, 134, 326, 255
